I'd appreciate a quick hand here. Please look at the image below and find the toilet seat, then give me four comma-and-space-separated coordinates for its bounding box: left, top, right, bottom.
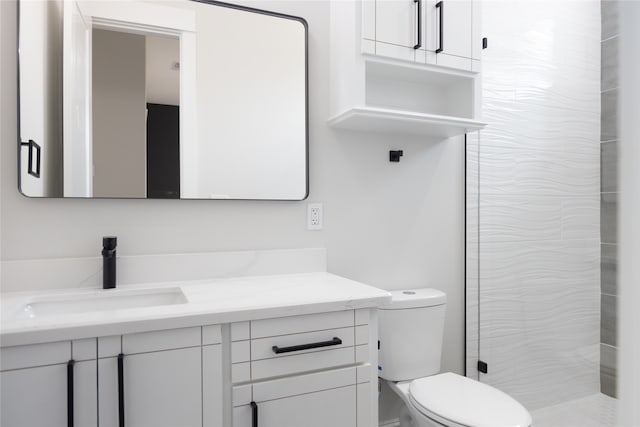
408, 372, 532, 427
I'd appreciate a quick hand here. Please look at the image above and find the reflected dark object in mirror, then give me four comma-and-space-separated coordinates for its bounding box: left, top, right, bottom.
20, 140, 41, 178
147, 103, 180, 199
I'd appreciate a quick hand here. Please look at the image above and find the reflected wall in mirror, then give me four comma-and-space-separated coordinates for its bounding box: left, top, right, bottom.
18, 0, 308, 200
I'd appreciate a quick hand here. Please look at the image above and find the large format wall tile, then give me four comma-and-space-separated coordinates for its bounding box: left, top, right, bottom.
600, 343, 617, 397
601, 141, 618, 192
601, 0, 619, 40
601, 37, 619, 92
601, 89, 618, 141
601, 192, 618, 244
477, 147, 600, 196
601, 244, 617, 295
600, 294, 617, 346
466, 0, 601, 411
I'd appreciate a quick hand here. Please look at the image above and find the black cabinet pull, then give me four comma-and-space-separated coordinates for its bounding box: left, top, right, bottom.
250, 401, 258, 427
414, 0, 422, 49
272, 337, 342, 354
435, 1, 444, 53
118, 353, 125, 427
67, 360, 75, 427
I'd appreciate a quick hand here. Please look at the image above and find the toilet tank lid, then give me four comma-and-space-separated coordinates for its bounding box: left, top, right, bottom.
380, 288, 446, 309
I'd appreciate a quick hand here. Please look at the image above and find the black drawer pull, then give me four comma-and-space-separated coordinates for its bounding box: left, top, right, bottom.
118, 353, 125, 427
250, 401, 258, 427
272, 337, 342, 354
67, 360, 75, 427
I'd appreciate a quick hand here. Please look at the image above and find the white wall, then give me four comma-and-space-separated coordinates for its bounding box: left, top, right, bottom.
618, 1, 640, 424
1, 1, 465, 422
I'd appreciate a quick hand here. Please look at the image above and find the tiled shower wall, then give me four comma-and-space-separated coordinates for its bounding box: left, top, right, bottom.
600, 0, 618, 399
466, 0, 601, 411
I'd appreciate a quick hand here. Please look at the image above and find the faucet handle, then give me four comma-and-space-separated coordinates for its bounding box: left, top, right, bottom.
103, 236, 117, 250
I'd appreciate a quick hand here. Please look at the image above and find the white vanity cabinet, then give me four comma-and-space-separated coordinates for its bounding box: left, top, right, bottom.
364, 0, 480, 71
0, 327, 223, 427
0, 310, 378, 427
97, 326, 222, 427
231, 309, 377, 427
0, 340, 97, 427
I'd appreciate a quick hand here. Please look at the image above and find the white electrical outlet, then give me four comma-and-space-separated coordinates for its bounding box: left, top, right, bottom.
307, 203, 323, 230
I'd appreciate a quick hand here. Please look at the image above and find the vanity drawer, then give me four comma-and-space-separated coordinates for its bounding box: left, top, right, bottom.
250, 327, 355, 360
231, 311, 371, 382
245, 311, 373, 380
250, 310, 354, 338
251, 346, 355, 380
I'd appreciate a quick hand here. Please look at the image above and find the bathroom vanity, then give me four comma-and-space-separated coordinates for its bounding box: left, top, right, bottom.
0, 273, 390, 427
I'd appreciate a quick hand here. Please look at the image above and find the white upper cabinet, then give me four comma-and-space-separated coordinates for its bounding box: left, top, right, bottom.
329, 0, 485, 137
364, 0, 480, 72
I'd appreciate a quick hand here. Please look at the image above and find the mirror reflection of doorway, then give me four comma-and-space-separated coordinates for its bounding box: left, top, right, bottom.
91, 29, 180, 198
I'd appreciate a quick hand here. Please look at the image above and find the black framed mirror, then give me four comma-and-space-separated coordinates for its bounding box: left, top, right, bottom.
17, 0, 308, 200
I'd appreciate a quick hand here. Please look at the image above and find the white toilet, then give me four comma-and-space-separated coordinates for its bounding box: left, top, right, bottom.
378, 288, 532, 427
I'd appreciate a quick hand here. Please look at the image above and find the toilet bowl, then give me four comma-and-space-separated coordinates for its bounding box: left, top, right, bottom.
378, 288, 532, 427
387, 373, 532, 427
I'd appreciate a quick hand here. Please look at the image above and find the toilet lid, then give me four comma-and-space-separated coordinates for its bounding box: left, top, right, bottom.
409, 373, 532, 427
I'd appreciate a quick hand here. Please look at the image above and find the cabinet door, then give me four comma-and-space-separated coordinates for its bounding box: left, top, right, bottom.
0, 341, 85, 427
375, 0, 420, 62
99, 347, 202, 427
426, 0, 473, 70
203, 345, 224, 427
233, 386, 357, 427
74, 360, 98, 427
0, 364, 68, 427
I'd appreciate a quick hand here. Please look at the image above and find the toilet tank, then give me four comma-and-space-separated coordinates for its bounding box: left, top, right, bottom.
378, 288, 447, 381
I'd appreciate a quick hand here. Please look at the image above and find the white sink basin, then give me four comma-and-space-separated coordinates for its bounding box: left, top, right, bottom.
20, 288, 188, 319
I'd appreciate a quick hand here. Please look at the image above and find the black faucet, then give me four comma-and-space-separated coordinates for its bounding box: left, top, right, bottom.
102, 236, 117, 289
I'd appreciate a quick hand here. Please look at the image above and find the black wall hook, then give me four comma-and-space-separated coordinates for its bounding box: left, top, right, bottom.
389, 150, 403, 162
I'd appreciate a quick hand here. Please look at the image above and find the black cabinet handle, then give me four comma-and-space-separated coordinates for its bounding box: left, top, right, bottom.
118, 353, 125, 427
435, 1, 444, 53
272, 337, 342, 354
67, 360, 75, 427
250, 401, 258, 427
414, 0, 422, 49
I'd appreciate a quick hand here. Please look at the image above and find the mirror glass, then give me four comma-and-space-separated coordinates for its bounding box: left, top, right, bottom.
18, 0, 308, 200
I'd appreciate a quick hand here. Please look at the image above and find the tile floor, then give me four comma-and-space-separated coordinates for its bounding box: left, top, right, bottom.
532, 393, 618, 427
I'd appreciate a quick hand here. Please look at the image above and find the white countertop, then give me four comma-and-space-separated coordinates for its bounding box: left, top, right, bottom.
0, 272, 391, 347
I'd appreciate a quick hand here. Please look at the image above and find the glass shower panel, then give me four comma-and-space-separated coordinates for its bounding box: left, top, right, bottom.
467, 0, 602, 413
